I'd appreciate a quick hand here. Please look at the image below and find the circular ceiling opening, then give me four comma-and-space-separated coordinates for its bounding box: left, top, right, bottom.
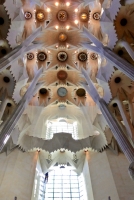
76, 88, 86, 97
78, 52, 87, 62
39, 88, 48, 95
1, 49, 7, 55
113, 103, 117, 107
0, 17, 4, 25
7, 103, 12, 107
93, 12, 100, 20
27, 53, 34, 60
24, 11, 32, 20
90, 53, 98, 60
114, 77, 121, 84
3, 76, 10, 83
37, 52, 47, 61
120, 18, 127, 26
57, 51, 68, 62
117, 50, 124, 56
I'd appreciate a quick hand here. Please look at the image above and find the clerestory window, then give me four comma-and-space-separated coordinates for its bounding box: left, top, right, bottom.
46, 119, 78, 140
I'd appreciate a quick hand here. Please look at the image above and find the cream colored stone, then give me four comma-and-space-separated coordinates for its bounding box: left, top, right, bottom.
106, 150, 134, 200
87, 151, 120, 200
0, 149, 38, 200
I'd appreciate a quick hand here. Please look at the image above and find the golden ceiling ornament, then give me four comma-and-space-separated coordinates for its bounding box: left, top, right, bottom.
80, 12, 89, 22
76, 88, 86, 97
57, 10, 68, 22
40, 28, 82, 48
57, 51, 68, 62
24, 11, 32, 20
57, 70, 68, 80
58, 33, 67, 42
37, 52, 47, 61
114, 4, 134, 44
78, 52, 87, 62
36, 10, 45, 22
73, 5, 90, 28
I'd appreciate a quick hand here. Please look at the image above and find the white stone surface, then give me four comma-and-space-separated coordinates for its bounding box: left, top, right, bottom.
82, 154, 94, 200
87, 151, 120, 200
0, 149, 38, 200
106, 150, 134, 200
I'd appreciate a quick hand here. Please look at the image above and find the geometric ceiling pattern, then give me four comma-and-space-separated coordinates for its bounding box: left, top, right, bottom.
0, 0, 134, 154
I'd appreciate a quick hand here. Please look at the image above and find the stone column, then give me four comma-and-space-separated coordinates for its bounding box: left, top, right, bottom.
82, 27, 134, 81
0, 26, 42, 72
103, 47, 134, 81
99, 98, 134, 163
0, 67, 43, 152
99, 99, 134, 180
81, 68, 134, 179
0, 93, 9, 121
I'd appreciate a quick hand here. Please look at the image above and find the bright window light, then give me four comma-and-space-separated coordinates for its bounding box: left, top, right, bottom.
46, 119, 78, 139
45, 167, 84, 199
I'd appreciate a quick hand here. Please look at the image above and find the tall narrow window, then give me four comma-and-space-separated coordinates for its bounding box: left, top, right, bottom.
45, 167, 83, 200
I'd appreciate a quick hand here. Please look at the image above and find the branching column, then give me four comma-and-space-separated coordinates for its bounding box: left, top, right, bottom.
81, 68, 134, 180
0, 67, 43, 152
99, 98, 134, 162
82, 27, 134, 81
0, 27, 42, 72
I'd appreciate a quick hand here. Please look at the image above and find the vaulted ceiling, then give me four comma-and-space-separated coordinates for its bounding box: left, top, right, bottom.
0, 0, 134, 156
